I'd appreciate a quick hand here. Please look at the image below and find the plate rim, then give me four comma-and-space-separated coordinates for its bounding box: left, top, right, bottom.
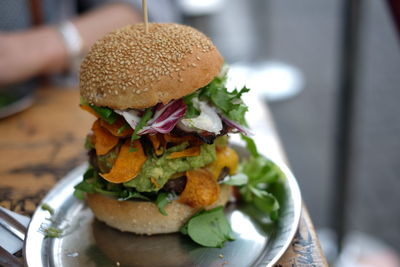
24, 156, 301, 267
264, 159, 302, 266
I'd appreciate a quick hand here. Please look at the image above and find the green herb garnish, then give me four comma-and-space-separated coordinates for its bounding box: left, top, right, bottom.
180, 206, 235, 248
80, 97, 118, 124
73, 189, 85, 200
199, 74, 249, 125
183, 91, 200, 118
41, 203, 54, 215
118, 190, 149, 201
240, 134, 259, 158
222, 173, 248, 186
131, 108, 153, 141
74, 179, 95, 194
237, 135, 285, 221
90, 105, 118, 124
40, 226, 63, 238
84, 135, 95, 150
39, 205, 64, 238
155, 192, 173, 216
117, 123, 130, 135
181, 72, 250, 125
73, 167, 99, 199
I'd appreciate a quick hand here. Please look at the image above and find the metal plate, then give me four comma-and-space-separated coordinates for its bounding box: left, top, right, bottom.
24, 146, 301, 267
0, 92, 34, 119
0, 82, 36, 119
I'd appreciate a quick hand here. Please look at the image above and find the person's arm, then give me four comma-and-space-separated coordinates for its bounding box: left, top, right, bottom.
71, 3, 142, 55
0, 3, 142, 86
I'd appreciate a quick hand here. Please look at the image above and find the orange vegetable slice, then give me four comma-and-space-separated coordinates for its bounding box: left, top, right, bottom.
80, 104, 99, 118
92, 119, 119, 155
167, 146, 201, 159
100, 117, 133, 137
150, 177, 161, 189
148, 134, 164, 156
206, 146, 239, 180
100, 140, 147, 183
179, 168, 220, 208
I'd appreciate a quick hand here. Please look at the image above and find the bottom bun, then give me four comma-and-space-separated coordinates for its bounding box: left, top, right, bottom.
87, 184, 232, 235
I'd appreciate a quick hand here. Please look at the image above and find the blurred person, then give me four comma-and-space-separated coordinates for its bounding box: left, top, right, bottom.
0, 0, 181, 87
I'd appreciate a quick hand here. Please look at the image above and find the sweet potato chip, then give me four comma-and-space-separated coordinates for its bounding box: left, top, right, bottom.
150, 177, 161, 189
206, 146, 239, 180
100, 117, 133, 137
148, 134, 164, 156
92, 119, 119, 155
166, 146, 201, 159
80, 104, 99, 117
179, 169, 220, 208
100, 140, 147, 183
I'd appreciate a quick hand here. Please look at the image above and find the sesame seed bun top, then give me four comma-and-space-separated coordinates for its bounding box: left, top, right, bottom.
79, 23, 224, 110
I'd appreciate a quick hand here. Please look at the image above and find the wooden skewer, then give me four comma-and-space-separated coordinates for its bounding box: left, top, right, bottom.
142, 0, 149, 34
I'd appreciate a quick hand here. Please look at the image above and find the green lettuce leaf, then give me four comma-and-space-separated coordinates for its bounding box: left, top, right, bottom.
199, 76, 249, 125
236, 136, 285, 221
222, 173, 248, 186
180, 206, 235, 248
80, 97, 118, 124
183, 91, 200, 118
155, 192, 176, 216
90, 105, 118, 124
74, 180, 95, 194
241, 134, 259, 158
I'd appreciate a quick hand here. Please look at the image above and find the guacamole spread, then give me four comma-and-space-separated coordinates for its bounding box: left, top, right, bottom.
124, 142, 216, 192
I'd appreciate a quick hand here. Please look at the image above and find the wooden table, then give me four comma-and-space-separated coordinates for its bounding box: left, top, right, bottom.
0, 87, 328, 266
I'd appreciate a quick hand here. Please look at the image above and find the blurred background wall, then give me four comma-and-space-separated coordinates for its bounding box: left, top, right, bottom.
182, 0, 400, 253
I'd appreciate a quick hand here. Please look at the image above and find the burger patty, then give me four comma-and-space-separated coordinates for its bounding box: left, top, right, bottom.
161, 176, 187, 194
172, 122, 232, 144
217, 167, 230, 182
162, 167, 230, 194
88, 149, 100, 172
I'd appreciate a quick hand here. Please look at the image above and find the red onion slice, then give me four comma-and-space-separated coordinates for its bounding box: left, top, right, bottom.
140, 99, 187, 134
220, 115, 252, 135
116, 98, 249, 137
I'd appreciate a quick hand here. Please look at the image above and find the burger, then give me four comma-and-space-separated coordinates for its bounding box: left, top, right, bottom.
74, 23, 249, 236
